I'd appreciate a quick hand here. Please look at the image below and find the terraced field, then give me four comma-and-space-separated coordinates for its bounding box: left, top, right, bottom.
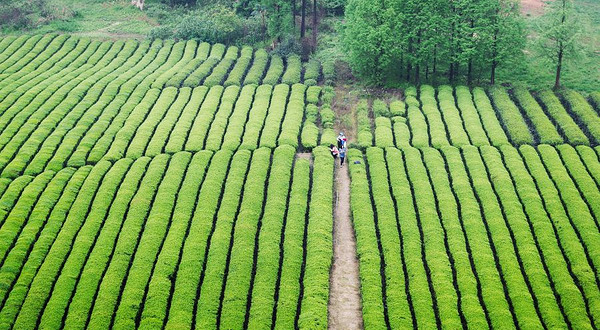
0, 34, 598, 330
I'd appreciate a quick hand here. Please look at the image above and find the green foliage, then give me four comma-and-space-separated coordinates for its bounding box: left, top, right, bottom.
372, 100, 389, 117
561, 89, 600, 144
298, 146, 333, 330
281, 55, 302, 84
374, 117, 393, 148
512, 87, 563, 145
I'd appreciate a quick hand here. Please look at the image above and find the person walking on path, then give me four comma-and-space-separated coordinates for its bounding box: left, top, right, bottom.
339, 146, 347, 167
330, 144, 339, 160
337, 132, 347, 149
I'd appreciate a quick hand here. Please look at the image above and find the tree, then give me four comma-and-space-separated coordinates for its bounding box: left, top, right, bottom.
480, 0, 525, 85
343, 0, 399, 83
536, 0, 585, 90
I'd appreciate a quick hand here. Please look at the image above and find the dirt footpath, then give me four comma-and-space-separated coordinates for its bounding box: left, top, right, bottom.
328, 164, 364, 330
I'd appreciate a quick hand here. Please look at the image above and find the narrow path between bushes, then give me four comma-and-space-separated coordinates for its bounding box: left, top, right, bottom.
328, 163, 364, 330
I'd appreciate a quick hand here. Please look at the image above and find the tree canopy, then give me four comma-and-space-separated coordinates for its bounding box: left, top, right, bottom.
343, 0, 525, 85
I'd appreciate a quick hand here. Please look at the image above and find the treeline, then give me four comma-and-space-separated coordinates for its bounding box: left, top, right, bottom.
343, 0, 525, 85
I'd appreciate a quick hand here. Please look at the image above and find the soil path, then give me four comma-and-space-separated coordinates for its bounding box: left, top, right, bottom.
328, 163, 364, 330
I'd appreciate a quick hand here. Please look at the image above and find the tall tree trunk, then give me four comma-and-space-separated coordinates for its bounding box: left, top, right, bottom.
415, 64, 420, 84
490, 60, 497, 85
467, 59, 473, 85
312, 0, 318, 50
407, 63, 412, 82
292, 0, 296, 27
554, 47, 563, 90
301, 0, 306, 37
554, 0, 567, 90
432, 45, 437, 84
449, 63, 454, 81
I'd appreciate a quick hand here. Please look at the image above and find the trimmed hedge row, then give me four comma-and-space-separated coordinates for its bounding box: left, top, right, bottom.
454, 86, 490, 146
520, 145, 600, 329
301, 104, 319, 149
224, 46, 253, 87
165, 42, 211, 87
164, 150, 233, 330
297, 146, 333, 330
480, 146, 567, 329
82, 41, 180, 164
384, 147, 437, 329
537, 90, 589, 145
561, 90, 600, 144
243, 49, 268, 85
462, 145, 544, 329
247, 145, 295, 330
145, 88, 193, 157
281, 55, 302, 85
184, 148, 252, 330
185, 85, 227, 152
182, 43, 226, 87
260, 84, 291, 148
204, 85, 243, 151
419, 85, 450, 148
0, 162, 108, 330
472, 87, 510, 146
403, 147, 463, 329
273, 157, 310, 329
390, 99, 406, 116
60, 157, 151, 330
218, 148, 272, 330
0, 166, 89, 324
440, 146, 519, 329
347, 149, 387, 329
204, 46, 239, 88
356, 99, 372, 148
165, 86, 209, 153
512, 87, 562, 145
489, 86, 534, 145
263, 55, 284, 85
375, 117, 394, 148
13, 159, 130, 330
303, 59, 321, 86
221, 84, 258, 150
501, 145, 595, 329
437, 85, 470, 146
421, 148, 489, 329
124, 87, 179, 159
240, 84, 273, 150
278, 84, 307, 147
151, 40, 197, 89
406, 96, 429, 147
137, 151, 212, 330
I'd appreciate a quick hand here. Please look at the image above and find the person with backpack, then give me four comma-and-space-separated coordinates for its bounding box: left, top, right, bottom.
339, 146, 347, 167
337, 132, 347, 149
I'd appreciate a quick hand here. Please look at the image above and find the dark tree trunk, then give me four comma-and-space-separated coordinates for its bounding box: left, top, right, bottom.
301, 0, 306, 37
407, 63, 412, 82
432, 45, 437, 84
449, 63, 454, 82
292, 0, 296, 27
312, 0, 318, 50
491, 60, 497, 85
468, 59, 473, 85
415, 64, 420, 84
554, 0, 567, 90
554, 47, 563, 90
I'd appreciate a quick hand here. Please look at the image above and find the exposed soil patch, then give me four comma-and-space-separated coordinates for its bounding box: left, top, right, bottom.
328, 164, 364, 330
521, 0, 547, 16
